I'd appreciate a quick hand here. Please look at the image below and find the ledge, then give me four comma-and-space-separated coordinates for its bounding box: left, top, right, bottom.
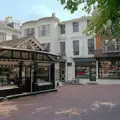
5, 89, 57, 100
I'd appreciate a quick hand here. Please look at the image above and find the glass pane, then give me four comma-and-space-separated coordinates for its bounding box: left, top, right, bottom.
22, 52, 28, 59
60, 42, 66, 56
73, 40, 79, 55
88, 38, 94, 54
99, 60, 120, 79
36, 65, 51, 86
13, 51, 20, 58
1, 50, 12, 58
37, 53, 43, 60
0, 64, 22, 89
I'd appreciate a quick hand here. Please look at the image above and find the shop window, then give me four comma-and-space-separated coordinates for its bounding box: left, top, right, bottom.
99, 60, 120, 79
0, 65, 22, 89
75, 66, 89, 78
36, 65, 51, 86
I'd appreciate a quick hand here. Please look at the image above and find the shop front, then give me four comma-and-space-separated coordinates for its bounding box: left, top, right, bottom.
95, 49, 120, 84
73, 58, 96, 84
0, 47, 59, 97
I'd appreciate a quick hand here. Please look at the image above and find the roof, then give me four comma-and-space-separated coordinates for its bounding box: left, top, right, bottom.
0, 36, 45, 51
0, 22, 21, 33
60, 16, 92, 24
0, 36, 32, 48
23, 17, 60, 25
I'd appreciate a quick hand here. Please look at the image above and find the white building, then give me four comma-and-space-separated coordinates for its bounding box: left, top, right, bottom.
0, 21, 21, 42
21, 13, 95, 82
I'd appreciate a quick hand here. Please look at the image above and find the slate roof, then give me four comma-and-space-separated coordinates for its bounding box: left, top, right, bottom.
0, 36, 33, 48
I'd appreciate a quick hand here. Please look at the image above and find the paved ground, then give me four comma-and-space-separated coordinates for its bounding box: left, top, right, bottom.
1, 84, 120, 120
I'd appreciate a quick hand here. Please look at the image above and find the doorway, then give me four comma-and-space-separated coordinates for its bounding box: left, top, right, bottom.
89, 66, 96, 81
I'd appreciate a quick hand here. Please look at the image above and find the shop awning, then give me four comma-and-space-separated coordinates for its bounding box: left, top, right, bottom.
73, 58, 95, 62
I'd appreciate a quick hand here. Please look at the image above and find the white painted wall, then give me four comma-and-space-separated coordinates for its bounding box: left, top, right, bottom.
21, 18, 60, 55
59, 18, 94, 81
0, 28, 21, 42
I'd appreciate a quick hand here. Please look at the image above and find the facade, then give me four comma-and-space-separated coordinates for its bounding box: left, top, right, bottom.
94, 35, 120, 84
59, 17, 95, 82
0, 21, 21, 42
21, 14, 95, 82
0, 36, 59, 98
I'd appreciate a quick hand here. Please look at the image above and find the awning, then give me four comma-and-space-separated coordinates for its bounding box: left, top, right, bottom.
73, 58, 95, 62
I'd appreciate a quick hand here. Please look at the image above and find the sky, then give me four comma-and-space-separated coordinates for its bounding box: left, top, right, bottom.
0, 0, 89, 23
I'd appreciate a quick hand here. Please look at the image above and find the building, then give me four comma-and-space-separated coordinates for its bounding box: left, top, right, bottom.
94, 35, 120, 84
21, 13, 95, 83
21, 13, 60, 53
0, 21, 21, 42
0, 36, 59, 98
59, 17, 95, 83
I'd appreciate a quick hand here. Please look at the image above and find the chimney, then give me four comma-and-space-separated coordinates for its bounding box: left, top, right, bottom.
52, 13, 56, 18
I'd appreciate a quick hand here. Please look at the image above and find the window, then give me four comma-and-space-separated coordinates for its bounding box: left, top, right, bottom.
99, 60, 120, 79
75, 66, 89, 78
60, 42, 66, 56
106, 40, 116, 51
12, 34, 18, 40
87, 20, 91, 26
73, 22, 79, 32
36, 63, 52, 86
0, 32, 6, 41
41, 43, 50, 52
39, 24, 51, 37
60, 24, 65, 34
0, 64, 20, 88
88, 38, 94, 54
73, 40, 79, 55
24, 28, 35, 37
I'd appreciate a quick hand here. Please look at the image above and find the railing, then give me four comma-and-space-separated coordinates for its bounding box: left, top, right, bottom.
94, 48, 120, 57
94, 49, 104, 57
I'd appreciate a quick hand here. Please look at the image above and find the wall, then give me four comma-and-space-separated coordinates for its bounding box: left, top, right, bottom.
0, 28, 21, 42
21, 19, 60, 55
59, 18, 94, 81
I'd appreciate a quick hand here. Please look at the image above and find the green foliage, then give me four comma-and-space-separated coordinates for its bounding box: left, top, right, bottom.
58, 0, 120, 38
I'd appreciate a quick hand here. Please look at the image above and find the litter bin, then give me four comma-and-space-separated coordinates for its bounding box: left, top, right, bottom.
76, 78, 79, 84
72, 78, 79, 84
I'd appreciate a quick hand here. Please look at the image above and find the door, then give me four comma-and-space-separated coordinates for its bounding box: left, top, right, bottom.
89, 66, 96, 81
59, 62, 66, 82
24, 65, 33, 92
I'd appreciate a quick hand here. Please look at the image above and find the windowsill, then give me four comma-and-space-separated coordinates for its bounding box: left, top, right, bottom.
38, 82, 52, 86
73, 31, 79, 33
0, 85, 18, 90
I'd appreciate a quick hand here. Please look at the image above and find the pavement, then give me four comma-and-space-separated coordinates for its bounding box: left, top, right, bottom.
1, 84, 120, 120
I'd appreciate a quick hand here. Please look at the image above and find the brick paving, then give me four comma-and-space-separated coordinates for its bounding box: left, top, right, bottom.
1, 84, 120, 120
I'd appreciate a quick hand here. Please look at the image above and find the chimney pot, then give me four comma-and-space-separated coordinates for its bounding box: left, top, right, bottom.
52, 13, 55, 17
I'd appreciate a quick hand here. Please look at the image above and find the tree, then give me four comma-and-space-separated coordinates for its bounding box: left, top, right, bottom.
58, 0, 120, 38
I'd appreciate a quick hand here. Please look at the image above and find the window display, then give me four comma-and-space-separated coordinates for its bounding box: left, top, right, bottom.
75, 66, 89, 78
36, 65, 51, 85
0, 66, 21, 89
99, 60, 120, 79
